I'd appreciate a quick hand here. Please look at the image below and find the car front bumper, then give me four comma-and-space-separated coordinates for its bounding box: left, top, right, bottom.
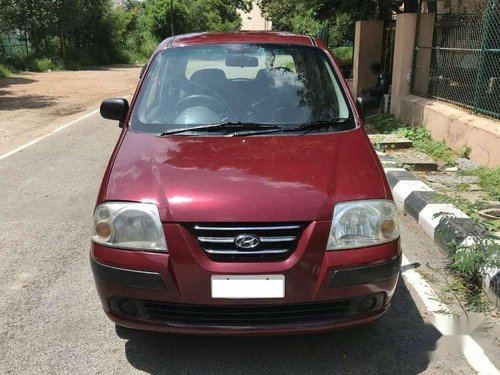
91, 221, 401, 335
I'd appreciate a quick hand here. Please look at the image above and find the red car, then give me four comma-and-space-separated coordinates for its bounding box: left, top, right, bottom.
91, 32, 401, 335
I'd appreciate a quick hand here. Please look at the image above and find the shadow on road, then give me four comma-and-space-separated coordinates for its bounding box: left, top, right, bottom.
120, 278, 437, 374
0, 76, 36, 88
0, 94, 57, 110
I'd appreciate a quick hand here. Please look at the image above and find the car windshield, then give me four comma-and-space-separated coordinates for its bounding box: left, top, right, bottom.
130, 43, 353, 134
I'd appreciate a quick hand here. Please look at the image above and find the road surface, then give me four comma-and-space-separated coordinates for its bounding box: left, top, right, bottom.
0, 78, 498, 374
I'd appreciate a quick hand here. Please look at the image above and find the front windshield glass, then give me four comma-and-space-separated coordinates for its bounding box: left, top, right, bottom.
131, 43, 353, 134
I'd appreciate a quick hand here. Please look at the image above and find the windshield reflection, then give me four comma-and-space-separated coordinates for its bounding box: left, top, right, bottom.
131, 44, 352, 134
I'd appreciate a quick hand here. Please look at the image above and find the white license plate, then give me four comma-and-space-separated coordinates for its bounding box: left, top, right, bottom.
211, 275, 285, 299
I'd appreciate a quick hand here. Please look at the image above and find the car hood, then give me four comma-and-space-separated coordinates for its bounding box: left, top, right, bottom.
104, 130, 388, 222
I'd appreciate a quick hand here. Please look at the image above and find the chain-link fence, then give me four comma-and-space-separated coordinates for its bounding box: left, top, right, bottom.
411, 0, 500, 119
1, 33, 28, 58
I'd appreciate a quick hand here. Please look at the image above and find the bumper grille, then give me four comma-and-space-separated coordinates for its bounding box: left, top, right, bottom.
189, 223, 305, 261
110, 298, 378, 326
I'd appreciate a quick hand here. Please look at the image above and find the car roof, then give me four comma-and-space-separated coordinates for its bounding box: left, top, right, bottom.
156, 31, 321, 51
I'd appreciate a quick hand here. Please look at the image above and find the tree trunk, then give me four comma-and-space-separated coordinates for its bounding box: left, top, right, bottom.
58, 22, 66, 60
24, 30, 29, 56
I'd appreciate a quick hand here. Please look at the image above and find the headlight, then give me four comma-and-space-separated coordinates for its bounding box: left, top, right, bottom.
327, 200, 399, 250
92, 202, 167, 252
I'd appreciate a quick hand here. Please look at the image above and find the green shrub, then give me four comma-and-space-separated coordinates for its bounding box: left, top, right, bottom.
28, 57, 60, 72
0, 63, 12, 77
366, 114, 405, 134
331, 46, 353, 63
3, 54, 61, 72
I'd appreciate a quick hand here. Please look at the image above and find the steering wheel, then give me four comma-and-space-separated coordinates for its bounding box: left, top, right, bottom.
270, 66, 293, 74
174, 94, 231, 116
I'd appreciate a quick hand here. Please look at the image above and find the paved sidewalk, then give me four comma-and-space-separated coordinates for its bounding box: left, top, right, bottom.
376, 150, 500, 305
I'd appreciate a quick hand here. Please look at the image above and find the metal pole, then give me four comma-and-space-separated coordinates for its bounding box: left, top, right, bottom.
170, 0, 174, 36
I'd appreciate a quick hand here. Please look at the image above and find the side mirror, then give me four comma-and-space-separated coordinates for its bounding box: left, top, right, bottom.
100, 98, 129, 127
356, 96, 380, 120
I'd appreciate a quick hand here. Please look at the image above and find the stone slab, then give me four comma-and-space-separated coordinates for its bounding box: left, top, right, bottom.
388, 149, 438, 172
369, 134, 413, 149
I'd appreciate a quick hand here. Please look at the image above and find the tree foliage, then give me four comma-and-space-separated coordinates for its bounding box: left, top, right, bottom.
259, 0, 420, 48
258, 0, 354, 48
0, 0, 253, 69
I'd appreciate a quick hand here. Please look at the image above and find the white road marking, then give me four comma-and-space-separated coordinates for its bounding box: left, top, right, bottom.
0, 95, 131, 162
402, 255, 450, 313
401, 255, 500, 375
0, 109, 99, 161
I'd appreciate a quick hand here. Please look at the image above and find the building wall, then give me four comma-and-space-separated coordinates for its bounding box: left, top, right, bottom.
388, 12, 500, 167
238, 2, 272, 31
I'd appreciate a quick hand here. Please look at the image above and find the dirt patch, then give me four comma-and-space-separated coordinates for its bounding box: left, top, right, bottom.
0, 65, 141, 155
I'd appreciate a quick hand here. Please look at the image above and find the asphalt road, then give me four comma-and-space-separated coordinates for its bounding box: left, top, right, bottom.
0, 111, 478, 374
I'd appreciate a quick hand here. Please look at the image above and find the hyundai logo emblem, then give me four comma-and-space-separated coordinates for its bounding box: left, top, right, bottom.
234, 234, 260, 249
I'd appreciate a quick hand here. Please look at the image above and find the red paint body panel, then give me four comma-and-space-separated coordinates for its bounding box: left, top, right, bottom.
157, 32, 316, 50
103, 129, 388, 222
91, 228, 399, 334
92, 32, 400, 335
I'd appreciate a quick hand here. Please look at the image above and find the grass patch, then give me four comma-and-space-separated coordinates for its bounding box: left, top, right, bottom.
368, 114, 455, 165
441, 276, 491, 312
397, 126, 455, 166
465, 167, 500, 201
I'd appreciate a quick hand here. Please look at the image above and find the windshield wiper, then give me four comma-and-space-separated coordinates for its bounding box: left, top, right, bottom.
284, 118, 351, 134
231, 118, 352, 137
161, 122, 283, 136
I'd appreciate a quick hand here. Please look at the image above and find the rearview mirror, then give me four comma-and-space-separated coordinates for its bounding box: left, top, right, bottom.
225, 55, 259, 68
100, 98, 129, 127
356, 96, 380, 120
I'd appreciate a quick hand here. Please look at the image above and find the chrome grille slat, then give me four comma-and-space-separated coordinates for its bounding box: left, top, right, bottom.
194, 225, 301, 231
198, 237, 235, 243
190, 223, 305, 261
260, 236, 296, 243
198, 236, 297, 243
205, 249, 289, 255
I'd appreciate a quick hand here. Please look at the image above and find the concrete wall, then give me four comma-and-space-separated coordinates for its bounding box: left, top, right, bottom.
352, 21, 384, 98
238, 2, 272, 31
399, 95, 500, 167
390, 14, 417, 117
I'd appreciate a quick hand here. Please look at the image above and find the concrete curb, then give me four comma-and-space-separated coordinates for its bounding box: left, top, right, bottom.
376, 151, 500, 305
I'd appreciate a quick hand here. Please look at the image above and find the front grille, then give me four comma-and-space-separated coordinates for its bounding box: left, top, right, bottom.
189, 223, 305, 261
111, 298, 364, 326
